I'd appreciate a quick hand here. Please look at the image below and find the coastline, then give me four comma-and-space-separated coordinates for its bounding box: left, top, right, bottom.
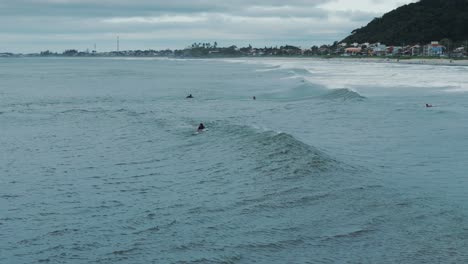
3, 55, 468, 67
325, 57, 468, 66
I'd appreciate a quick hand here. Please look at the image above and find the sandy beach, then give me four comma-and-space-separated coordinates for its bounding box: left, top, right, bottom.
330, 57, 468, 66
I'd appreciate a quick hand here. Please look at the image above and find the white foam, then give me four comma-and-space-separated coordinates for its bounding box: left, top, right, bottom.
222, 58, 468, 94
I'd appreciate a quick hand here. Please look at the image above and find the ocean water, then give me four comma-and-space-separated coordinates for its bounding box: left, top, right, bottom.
1, 57, 468, 263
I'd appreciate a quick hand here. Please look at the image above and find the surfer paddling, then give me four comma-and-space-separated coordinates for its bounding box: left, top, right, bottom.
197, 123, 205, 131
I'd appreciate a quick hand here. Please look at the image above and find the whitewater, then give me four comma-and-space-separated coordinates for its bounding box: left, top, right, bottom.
1, 57, 468, 263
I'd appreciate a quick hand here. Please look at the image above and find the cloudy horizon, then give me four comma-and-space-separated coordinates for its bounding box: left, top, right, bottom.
1, 0, 417, 53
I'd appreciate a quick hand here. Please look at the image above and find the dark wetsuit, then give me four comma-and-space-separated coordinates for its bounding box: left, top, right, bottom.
198, 123, 205, 130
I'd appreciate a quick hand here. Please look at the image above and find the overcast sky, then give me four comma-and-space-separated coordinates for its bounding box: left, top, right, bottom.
0, 0, 417, 53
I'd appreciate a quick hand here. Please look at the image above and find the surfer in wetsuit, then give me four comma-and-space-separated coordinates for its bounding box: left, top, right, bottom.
253, 96, 256, 100
426, 103, 433, 108
186, 94, 193, 98
198, 123, 205, 131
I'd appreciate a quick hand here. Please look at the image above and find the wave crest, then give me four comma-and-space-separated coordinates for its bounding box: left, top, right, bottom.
321, 88, 366, 101
208, 124, 352, 179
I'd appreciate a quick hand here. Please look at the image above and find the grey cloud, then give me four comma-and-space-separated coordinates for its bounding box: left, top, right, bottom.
0, 0, 415, 53
240, 5, 329, 18
1, 0, 333, 16
334, 10, 380, 23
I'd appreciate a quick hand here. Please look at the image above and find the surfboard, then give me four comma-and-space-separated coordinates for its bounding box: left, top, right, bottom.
193, 128, 209, 135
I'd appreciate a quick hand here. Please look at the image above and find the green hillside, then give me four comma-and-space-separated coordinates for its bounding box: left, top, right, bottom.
341, 0, 468, 45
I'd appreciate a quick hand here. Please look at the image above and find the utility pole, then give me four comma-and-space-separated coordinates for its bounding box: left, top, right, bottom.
117, 36, 120, 52
448, 40, 450, 58
465, 40, 468, 56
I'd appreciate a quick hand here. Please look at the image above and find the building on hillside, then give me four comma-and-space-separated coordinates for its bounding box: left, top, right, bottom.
409, 45, 422, 56
452, 47, 466, 57
423, 41, 446, 56
369, 43, 387, 56
387, 46, 403, 56
344, 47, 362, 55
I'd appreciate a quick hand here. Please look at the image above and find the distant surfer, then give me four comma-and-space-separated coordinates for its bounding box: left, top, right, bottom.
426, 103, 433, 108
197, 123, 205, 131
253, 96, 256, 100
186, 94, 193, 98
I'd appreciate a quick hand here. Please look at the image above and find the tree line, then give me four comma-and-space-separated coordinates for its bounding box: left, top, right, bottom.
341, 0, 468, 45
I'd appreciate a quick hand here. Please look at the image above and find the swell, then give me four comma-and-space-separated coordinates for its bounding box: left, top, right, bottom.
57, 108, 145, 117
254, 65, 313, 77
320, 88, 366, 101
258, 79, 365, 102
286, 67, 314, 77
203, 122, 357, 178
259, 82, 325, 101
232, 60, 367, 102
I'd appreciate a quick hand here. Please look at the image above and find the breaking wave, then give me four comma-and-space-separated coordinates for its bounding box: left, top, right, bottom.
321, 88, 366, 101
203, 123, 355, 179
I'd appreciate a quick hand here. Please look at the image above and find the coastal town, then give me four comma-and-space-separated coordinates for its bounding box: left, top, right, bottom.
1, 40, 467, 58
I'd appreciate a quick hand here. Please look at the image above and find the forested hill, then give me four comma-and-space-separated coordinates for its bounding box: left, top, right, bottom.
341, 0, 468, 45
